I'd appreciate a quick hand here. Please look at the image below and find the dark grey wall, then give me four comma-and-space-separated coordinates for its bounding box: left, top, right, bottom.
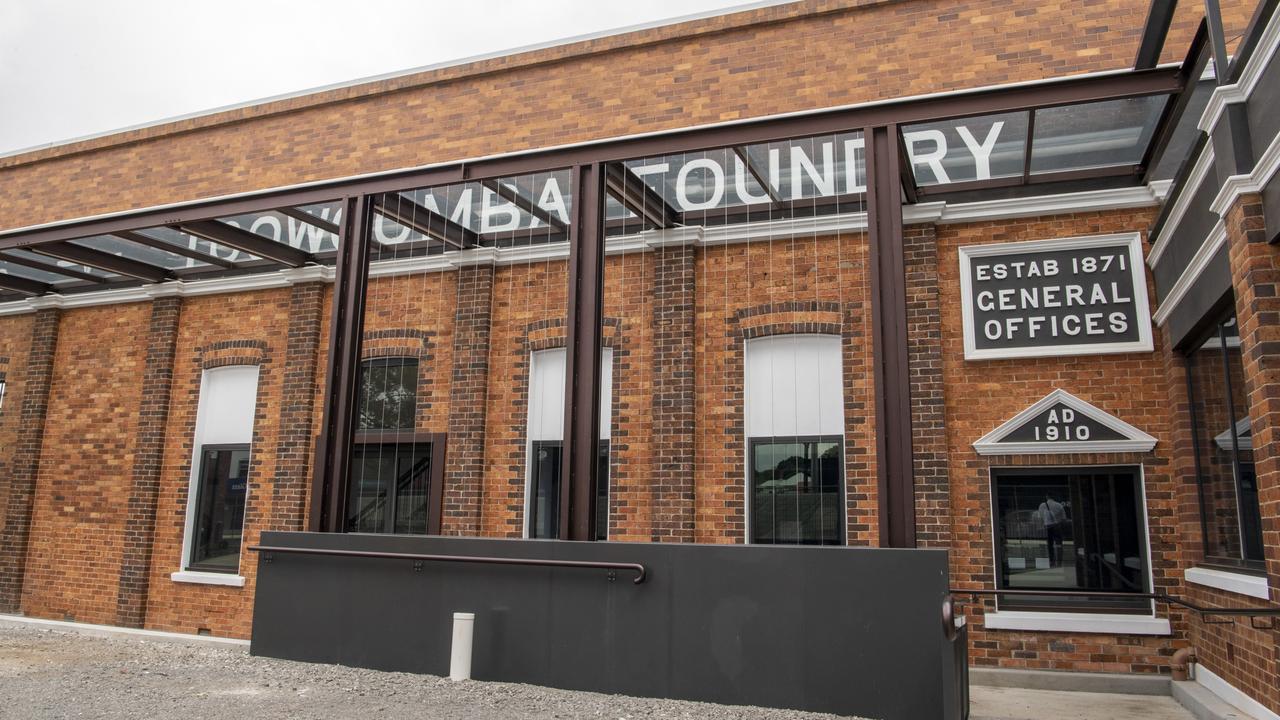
250, 532, 961, 720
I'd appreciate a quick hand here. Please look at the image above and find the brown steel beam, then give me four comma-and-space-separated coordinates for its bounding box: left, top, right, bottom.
176, 220, 310, 268
370, 192, 476, 250
561, 163, 606, 541
0, 273, 50, 296
0, 251, 106, 283
0, 67, 1183, 250
1141, 21, 1209, 181
733, 146, 782, 203
278, 206, 341, 235
310, 195, 372, 533
866, 124, 915, 549
112, 230, 236, 269
481, 179, 569, 231
31, 242, 170, 283
1134, 0, 1179, 69
604, 163, 681, 229
895, 132, 919, 204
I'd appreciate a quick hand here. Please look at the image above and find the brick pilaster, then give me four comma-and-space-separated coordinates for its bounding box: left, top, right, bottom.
270, 282, 325, 531
442, 264, 494, 536
114, 295, 182, 627
904, 224, 950, 548
0, 307, 61, 612
650, 244, 696, 541
1224, 194, 1280, 600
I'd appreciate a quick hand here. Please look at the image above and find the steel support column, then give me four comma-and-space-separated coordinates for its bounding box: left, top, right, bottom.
560, 164, 606, 541
865, 125, 916, 548
310, 195, 372, 532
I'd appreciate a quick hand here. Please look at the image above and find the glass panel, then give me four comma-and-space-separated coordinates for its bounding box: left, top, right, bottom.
72, 234, 208, 270
1188, 313, 1265, 566
1029, 95, 1167, 175
0, 259, 81, 285
346, 443, 431, 534
189, 445, 250, 572
527, 440, 608, 540
749, 438, 843, 545
295, 201, 344, 227
4, 248, 122, 279
221, 210, 338, 254
994, 468, 1147, 611
357, 358, 419, 430
903, 112, 1030, 186
1151, 78, 1215, 180
134, 226, 260, 264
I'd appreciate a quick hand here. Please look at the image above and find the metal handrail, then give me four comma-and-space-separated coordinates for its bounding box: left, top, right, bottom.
950, 587, 1280, 624
248, 544, 648, 584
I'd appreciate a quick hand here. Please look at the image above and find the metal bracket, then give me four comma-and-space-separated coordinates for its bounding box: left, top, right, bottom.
413, 560, 424, 572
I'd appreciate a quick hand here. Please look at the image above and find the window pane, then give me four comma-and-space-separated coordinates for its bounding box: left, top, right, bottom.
750, 438, 843, 545
994, 469, 1147, 611
529, 440, 561, 539
358, 358, 419, 430
347, 443, 432, 534
189, 446, 250, 572
1029, 96, 1166, 175
72, 234, 209, 271
902, 112, 1030, 186
1188, 314, 1265, 566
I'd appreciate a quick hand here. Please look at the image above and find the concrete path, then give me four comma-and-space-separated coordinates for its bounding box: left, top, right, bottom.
971, 685, 1197, 720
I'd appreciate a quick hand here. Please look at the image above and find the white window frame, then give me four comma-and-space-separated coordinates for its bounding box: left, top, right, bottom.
522, 347, 613, 539
742, 334, 846, 545
172, 365, 260, 587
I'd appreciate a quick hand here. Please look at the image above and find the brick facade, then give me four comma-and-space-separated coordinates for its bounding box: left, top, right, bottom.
649, 244, 696, 542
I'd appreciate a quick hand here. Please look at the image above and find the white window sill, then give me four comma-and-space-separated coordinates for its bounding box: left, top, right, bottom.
170, 571, 245, 588
1185, 567, 1271, 600
984, 611, 1170, 635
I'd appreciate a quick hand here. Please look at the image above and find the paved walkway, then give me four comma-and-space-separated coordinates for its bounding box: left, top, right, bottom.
971, 685, 1196, 720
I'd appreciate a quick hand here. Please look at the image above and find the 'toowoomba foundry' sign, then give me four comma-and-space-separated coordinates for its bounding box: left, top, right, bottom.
958, 233, 1153, 360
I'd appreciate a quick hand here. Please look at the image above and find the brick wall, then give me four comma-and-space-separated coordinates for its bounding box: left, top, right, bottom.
0, 1, 1256, 234
935, 210, 1188, 674
905, 223, 951, 549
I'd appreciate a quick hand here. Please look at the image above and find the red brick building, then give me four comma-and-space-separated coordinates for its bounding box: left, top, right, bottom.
0, 0, 1277, 716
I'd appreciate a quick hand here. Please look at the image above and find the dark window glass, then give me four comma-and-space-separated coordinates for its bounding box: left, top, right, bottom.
993, 467, 1148, 611
189, 445, 250, 573
528, 440, 609, 541
749, 437, 843, 545
1187, 312, 1265, 569
357, 358, 418, 430
346, 443, 432, 534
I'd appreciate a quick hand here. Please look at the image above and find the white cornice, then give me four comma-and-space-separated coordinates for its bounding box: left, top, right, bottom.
1147, 145, 1216, 267
1199, 7, 1280, 134
924, 185, 1163, 226
1151, 221, 1228, 326
1210, 129, 1280, 216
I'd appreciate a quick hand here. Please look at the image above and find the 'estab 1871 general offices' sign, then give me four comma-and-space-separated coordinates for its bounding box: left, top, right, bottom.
958, 233, 1153, 360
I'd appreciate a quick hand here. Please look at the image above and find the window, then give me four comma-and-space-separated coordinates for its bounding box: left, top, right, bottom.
993, 467, 1149, 612
0, 378, 6, 416
1187, 311, 1265, 570
347, 357, 442, 534
525, 348, 613, 540
189, 446, 250, 572
182, 365, 259, 575
744, 335, 845, 545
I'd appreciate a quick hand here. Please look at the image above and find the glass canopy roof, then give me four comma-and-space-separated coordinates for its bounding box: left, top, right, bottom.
0, 80, 1181, 302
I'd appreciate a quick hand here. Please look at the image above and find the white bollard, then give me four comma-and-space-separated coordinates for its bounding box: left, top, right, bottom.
449, 612, 475, 681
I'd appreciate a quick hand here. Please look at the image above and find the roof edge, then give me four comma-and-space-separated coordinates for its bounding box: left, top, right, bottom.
0, 0, 886, 169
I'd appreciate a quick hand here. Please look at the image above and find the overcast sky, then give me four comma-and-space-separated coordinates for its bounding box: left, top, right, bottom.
0, 0, 763, 155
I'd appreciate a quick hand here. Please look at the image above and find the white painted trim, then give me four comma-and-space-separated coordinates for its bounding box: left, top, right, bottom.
1147, 146, 1216, 267
973, 388, 1157, 456
917, 185, 1164, 226
1151, 221, 1228, 326
1210, 128, 1280, 216
0, 613, 250, 649
983, 611, 1171, 635
1199, 6, 1280, 135
1185, 567, 1272, 600
1195, 663, 1280, 720
169, 571, 246, 588
958, 233, 1155, 361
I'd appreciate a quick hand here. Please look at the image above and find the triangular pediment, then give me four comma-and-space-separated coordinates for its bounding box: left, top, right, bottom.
973, 389, 1157, 455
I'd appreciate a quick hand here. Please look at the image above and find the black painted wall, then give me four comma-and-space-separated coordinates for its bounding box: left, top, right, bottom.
250, 532, 960, 719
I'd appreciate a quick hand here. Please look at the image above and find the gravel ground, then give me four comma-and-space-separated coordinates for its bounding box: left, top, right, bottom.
0, 624, 863, 720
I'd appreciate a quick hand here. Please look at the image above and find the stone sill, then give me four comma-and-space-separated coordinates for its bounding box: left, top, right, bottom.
170, 571, 245, 588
